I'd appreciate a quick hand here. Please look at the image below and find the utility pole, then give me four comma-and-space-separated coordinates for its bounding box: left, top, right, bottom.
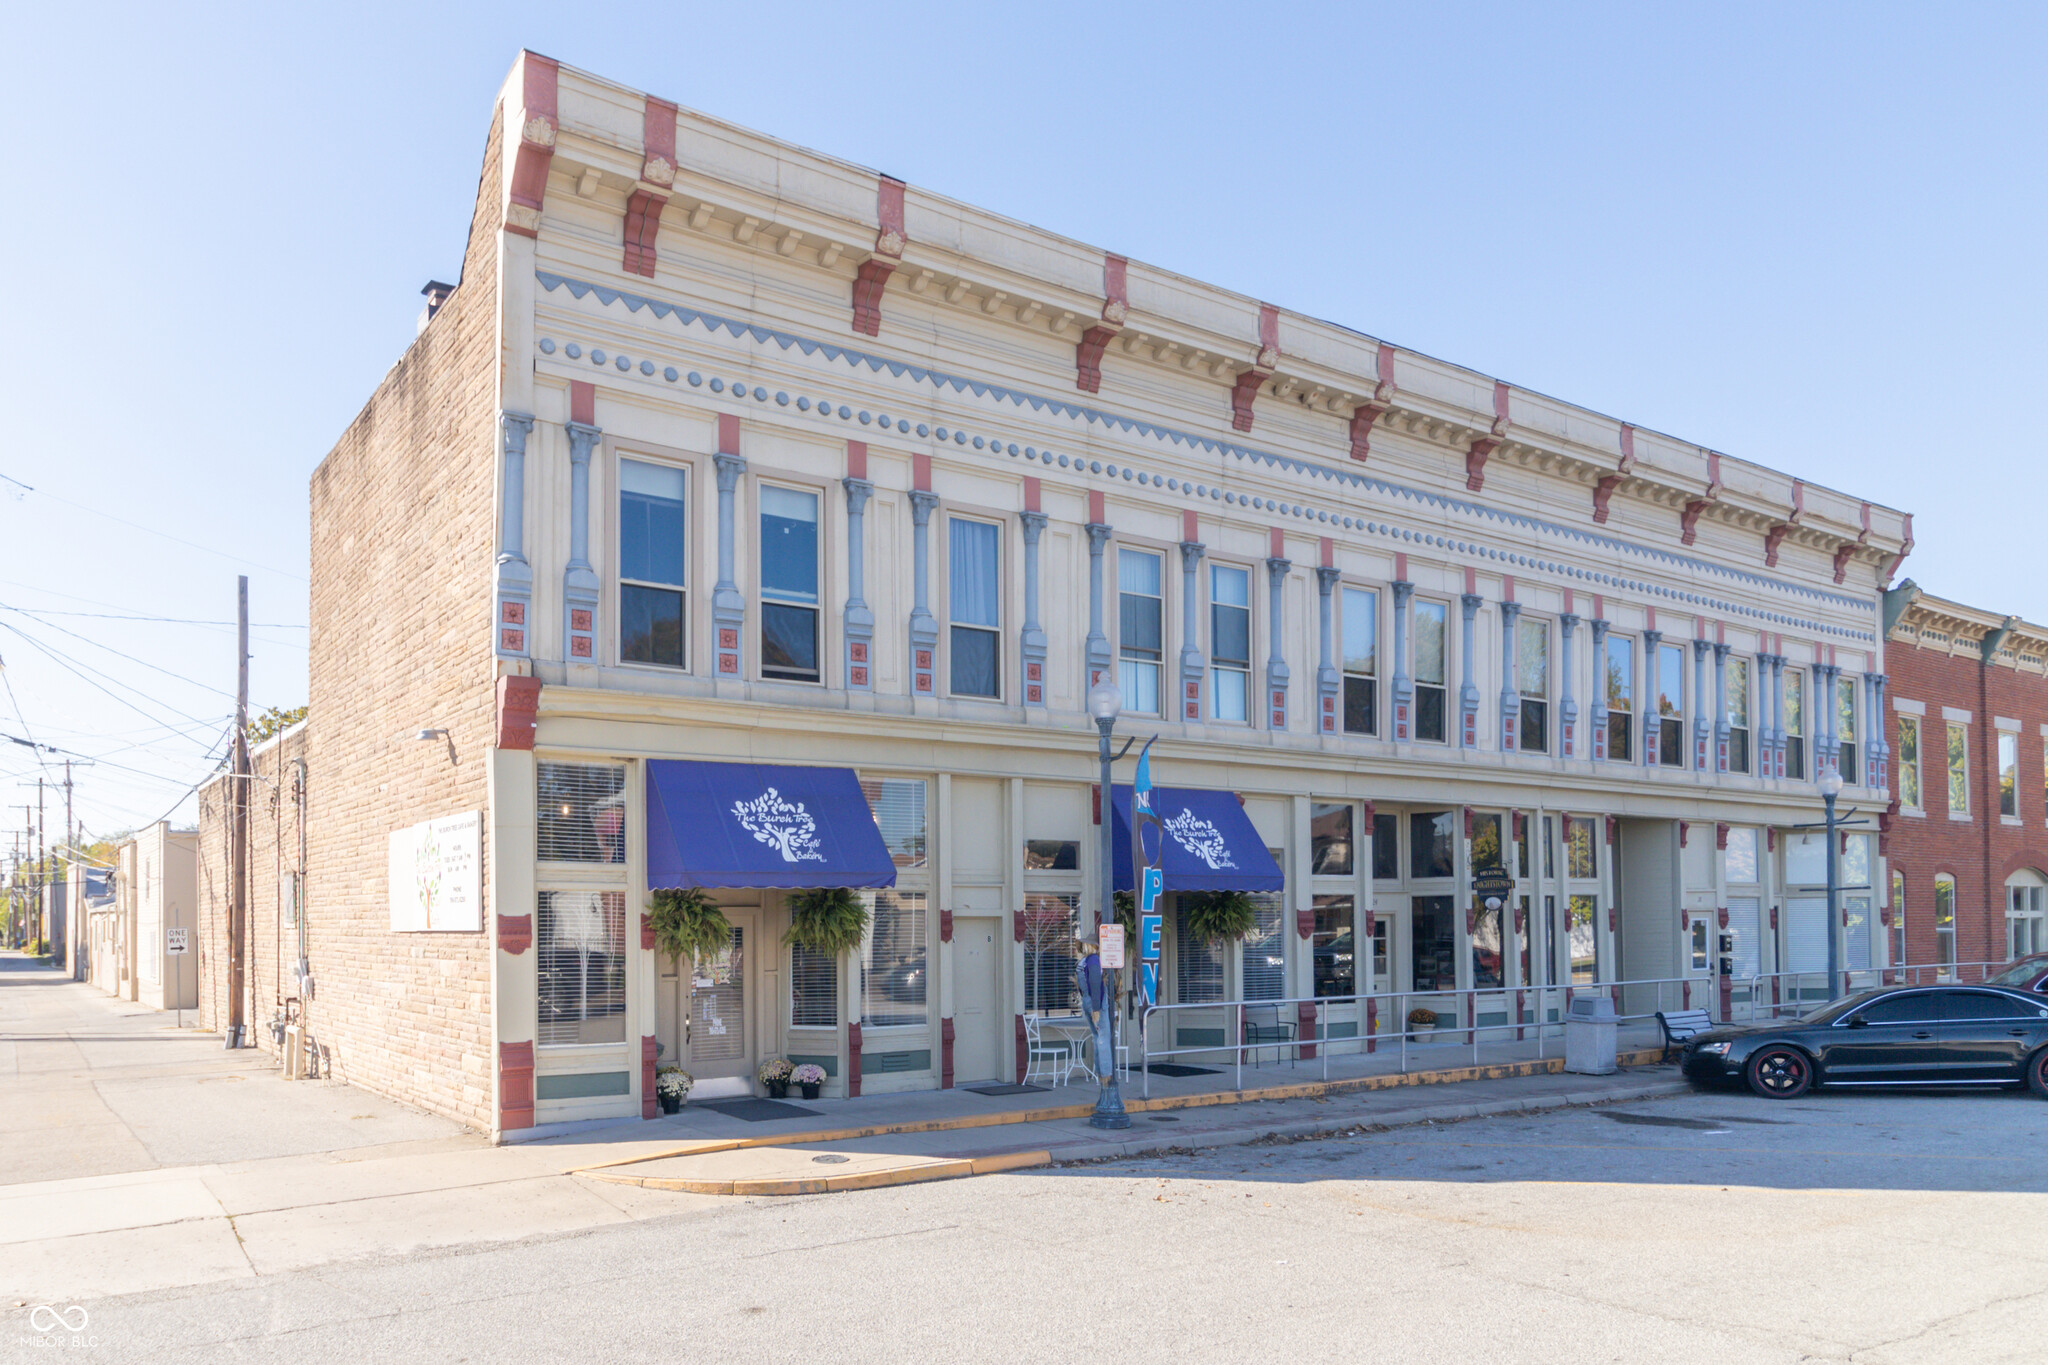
35, 777, 44, 950
228, 576, 250, 1047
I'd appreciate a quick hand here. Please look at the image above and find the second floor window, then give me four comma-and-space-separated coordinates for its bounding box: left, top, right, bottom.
1414, 600, 1448, 743
1999, 731, 2019, 817
1211, 564, 1250, 722
1657, 642, 1685, 767
1726, 657, 1751, 774
619, 459, 687, 668
1897, 714, 1921, 809
1516, 617, 1548, 753
1947, 721, 1969, 814
1605, 635, 1633, 761
1119, 549, 1163, 715
1785, 669, 1807, 780
760, 484, 820, 683
1836, 674, 1859, 779
1342, 586, 1377, 736
947, 517, 1000, 698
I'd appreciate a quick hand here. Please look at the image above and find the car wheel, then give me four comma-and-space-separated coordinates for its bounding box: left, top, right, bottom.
1746, 1046, 1813, 1099
2029, 1049, 2048, 1100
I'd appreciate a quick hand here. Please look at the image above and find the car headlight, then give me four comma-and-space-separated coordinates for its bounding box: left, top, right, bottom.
1696, 1041, 1731, 1056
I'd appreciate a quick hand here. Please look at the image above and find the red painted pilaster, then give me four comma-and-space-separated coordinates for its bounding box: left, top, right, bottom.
499, 1041, 535, 1131
496, 676, 541, 749
641, 1035, 659, 1119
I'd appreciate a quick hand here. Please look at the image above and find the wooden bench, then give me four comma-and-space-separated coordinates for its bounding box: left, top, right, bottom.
1656, 1008, 1716, 1062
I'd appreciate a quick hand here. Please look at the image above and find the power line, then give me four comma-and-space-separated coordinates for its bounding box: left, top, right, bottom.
6, 606, 306, 629
0, 619, 217, 733
0, 604, 240, 700
0, 471, 307, 582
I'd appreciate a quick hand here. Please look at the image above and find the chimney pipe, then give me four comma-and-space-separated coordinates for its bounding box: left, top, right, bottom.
416, 280, 455, 335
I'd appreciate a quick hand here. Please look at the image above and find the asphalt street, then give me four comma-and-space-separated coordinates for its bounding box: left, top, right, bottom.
18, 1086, 2046, 1364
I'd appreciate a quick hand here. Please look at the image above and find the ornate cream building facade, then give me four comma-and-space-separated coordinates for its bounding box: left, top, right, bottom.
287, 53, 1913, 1138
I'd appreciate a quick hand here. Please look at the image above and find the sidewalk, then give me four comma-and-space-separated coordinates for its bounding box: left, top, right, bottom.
0, 950, 1689, 1301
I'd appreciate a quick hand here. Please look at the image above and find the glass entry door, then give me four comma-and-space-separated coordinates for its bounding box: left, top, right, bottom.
688, 910, 756, 1091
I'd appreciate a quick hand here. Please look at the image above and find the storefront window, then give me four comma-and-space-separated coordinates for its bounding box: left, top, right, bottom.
1022, 894, 1078, 1013
537, 890, 627, 1044
1569, 894, 1599, 984
1311, 894, 1353, 998
1311, 803, 1354, 876
1724, 826, 1759, 885
1566, 817, 1596, 880
1372, 811, 1399, 880
1245, 892, 1287, 1000
790, 943, 837, 1027
1411, 895, 1456, 992
1471, 813, 1504, 872
861, 891, 927, 1029
1410, 810, 1455, 880
1472, 896, 1503, 989
860, 777, 928, 868
537, 763, 626, 864
1176, 897, 1225, 1004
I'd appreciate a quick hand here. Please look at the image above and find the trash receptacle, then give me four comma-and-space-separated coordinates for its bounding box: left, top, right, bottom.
1564, 995, 1618, 1075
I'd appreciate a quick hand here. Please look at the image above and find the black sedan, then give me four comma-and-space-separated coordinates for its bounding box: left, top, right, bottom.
1680, 985, 2048, 1099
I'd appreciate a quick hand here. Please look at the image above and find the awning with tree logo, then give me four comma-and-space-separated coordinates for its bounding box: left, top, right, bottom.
1108, 785, 1286, 894
645, 761, 898, 890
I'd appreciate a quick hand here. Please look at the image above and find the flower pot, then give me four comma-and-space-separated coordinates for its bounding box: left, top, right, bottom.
658, 1092, 682, 1115
766, 1081, 789, 1099
799, 1082, 821, 1100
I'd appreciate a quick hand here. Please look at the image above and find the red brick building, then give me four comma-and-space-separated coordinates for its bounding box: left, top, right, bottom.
1883, 582, 2048, 971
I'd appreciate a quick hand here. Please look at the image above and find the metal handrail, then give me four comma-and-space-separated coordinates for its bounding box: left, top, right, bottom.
1132, 974, 1711, 1098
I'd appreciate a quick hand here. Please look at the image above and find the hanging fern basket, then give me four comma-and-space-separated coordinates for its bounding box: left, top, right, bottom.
1180, 890, 1260, 946
646, 889, 735, 963
785, 887, 870, 957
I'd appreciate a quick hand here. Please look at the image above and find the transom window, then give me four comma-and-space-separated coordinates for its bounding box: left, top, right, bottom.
1342, 586, 1378, 736
1413, 600, 1448, 743
1210, 563, 1251, 722
1118, 549, 1163, 716
618, 458, 687, 669
947, 517, 1001, 699
759, 484, 820, 683
1604, 634, 1633, 762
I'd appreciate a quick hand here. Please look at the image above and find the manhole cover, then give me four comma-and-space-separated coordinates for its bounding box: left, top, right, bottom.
811, 1154, 850, 1164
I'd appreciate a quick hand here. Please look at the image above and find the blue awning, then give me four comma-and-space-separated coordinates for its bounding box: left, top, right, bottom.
646, 761, 898, 890
1109, 784, 1285, 893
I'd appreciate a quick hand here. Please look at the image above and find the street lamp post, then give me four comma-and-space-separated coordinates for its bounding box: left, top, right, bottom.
1819, 767, 1844, 1000
1086, 681, 1131, 1130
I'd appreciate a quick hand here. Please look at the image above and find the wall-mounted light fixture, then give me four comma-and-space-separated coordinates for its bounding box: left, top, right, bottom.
414, 728, 458, 765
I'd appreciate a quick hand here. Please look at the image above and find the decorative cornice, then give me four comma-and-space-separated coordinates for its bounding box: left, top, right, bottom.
532, 270, 1879, 640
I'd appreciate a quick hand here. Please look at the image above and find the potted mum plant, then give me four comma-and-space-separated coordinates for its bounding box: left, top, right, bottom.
759, 1057, 795, 1099
791, 1063, 826, 1100
1406, 1006, 1438, 1033
655, 1065, 692, 1114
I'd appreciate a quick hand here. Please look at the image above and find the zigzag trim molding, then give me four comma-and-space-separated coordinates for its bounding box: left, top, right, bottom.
535, 271, 1876, 644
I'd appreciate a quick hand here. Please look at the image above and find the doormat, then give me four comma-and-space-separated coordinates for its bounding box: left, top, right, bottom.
964, 1083, 1049, 1097
1126, 1063, 1219, 1077
698, 1099, 825, 1122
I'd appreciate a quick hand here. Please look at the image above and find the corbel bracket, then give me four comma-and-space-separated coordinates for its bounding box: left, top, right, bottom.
1229, 305, 1281, 433
850, 176, 906, 337
1075, 253, 1128, 394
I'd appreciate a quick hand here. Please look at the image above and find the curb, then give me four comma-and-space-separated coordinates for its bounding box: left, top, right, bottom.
569, 1048, 1670, 1175
576, 1073, 1688, 1197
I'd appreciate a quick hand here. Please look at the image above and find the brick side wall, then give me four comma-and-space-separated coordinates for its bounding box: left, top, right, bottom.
1885, 638, 2048, 965
298, 107, 504, 1129
195, 726, 309, 1045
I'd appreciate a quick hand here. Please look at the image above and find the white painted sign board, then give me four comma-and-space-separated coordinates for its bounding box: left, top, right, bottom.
1098, 924, 1125, 969
165, 927, 190, 955
389, 811, 483, 932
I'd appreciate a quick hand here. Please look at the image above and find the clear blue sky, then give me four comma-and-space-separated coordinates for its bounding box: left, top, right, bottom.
3, 2, 2042, 840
